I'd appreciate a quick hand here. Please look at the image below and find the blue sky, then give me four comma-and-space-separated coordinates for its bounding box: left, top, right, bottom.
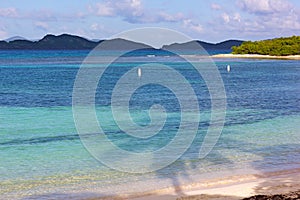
0, 0, 299, 42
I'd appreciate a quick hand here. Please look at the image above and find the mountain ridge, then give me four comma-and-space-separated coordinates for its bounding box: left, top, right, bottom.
4, 36, 27, 42
0, 34, 243, 51
162, 39, 243, 51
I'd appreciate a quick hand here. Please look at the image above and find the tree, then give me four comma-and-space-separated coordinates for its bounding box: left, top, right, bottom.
231, 36, 300, 56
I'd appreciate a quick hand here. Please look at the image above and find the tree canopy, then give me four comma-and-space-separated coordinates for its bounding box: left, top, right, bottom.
231, 36, 300, 56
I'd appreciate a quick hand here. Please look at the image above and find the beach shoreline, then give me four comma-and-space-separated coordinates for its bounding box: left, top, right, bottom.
111, 168, 300, 200
211, 54, 300, 60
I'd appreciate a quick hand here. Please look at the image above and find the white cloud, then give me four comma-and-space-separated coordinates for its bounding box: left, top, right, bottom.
211, 0, 300, 39
0, 7, 18, 18
183, 19, 203, 33
222, 13, 230, 23
233, 13, 241, 22
90, 0, 203, 34
239, 0, 292, 14
92, 0, 143, 18
221, 12, 241, 24
211, 3, 222, 10
261, 9, 300, 30
92, 3, 114, 16
236, 0, 300, 33
89, 0, 186, 24
90, 23, 106, 32
0, 7, 85, 22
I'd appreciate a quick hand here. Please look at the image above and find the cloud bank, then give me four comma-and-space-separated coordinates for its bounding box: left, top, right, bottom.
0, 0, 299, 41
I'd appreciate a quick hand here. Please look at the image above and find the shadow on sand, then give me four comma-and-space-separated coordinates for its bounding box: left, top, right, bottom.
151, 140, 300, 200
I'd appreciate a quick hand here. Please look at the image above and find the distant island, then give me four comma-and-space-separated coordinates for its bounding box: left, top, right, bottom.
162, 40, 243, 51
2, 34, 299, 59
231, 36, 300, 56
0, 34, 243, 51
0, 34, 101, 50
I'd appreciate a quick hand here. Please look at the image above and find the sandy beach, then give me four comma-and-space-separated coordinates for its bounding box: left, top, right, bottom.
211, 54, 300, 60
121, 168, 300, 200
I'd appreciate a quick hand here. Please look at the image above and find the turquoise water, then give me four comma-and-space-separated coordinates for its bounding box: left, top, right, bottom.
0, 50, 299, 199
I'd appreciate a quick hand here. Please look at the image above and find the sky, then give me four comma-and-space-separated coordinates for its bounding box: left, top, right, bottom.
0, 0, 300, 43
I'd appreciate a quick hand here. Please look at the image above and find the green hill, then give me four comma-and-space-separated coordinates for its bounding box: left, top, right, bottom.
231, 36, 300, 56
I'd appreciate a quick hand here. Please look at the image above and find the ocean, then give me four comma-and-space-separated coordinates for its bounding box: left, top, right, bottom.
0, 50, 299, 199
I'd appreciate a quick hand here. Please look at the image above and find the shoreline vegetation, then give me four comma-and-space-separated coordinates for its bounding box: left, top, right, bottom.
211, 53, 300, 60
231, 36, 300, 56
212, 36, 300, 60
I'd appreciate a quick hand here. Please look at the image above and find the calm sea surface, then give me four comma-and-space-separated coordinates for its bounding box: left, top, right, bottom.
0, 50, 299, 199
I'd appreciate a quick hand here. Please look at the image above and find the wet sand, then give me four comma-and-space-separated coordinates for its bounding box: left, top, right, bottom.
126, 168, 300, 200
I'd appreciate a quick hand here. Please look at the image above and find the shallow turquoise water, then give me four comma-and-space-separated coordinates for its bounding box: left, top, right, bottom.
0, 50, 299, 198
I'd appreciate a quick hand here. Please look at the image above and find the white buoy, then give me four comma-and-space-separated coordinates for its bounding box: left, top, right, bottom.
137, 67, 142, 78
227, 65, 231, 72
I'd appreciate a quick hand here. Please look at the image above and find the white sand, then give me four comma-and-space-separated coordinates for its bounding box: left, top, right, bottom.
211, 54, 300, 60
130, 168, 300, 200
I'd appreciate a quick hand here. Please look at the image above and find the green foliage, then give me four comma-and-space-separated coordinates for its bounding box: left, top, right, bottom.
231, 36, 300, 56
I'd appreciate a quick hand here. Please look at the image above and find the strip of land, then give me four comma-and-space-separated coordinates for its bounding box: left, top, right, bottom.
211, 54, 300, 60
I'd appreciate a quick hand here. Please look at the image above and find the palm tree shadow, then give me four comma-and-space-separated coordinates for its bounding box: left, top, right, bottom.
154, 133, 300, 198
249, 143, 300, 195
219, 138, 300, 196
153, 143, 236, 196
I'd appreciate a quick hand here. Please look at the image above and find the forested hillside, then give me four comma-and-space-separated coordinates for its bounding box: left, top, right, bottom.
232, 36, 300, 56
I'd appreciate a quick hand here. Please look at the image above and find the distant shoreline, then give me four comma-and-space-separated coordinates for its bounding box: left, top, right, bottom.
211, 53, 300, 60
